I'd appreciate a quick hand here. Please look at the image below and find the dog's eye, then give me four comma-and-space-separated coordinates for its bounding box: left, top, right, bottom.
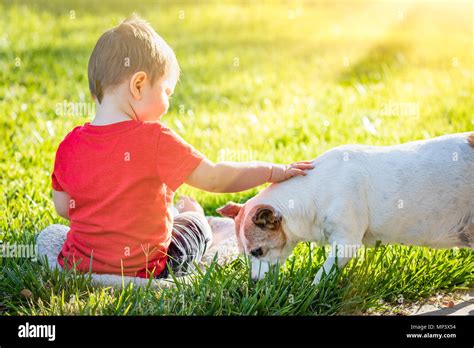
250, 247, 263, 257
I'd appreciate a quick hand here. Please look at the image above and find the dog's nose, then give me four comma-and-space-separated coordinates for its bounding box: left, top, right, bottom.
250, 247, 263, 257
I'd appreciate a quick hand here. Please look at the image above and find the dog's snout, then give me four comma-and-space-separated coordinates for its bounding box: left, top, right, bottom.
250, 247, 263, 257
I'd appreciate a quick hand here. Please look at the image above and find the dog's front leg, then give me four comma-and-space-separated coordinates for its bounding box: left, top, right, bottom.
312, 239, 360, 285
311, 186, 368, 285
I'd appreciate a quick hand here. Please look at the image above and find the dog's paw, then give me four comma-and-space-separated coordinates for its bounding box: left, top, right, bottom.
312, 268, 326, 286
251, 258, 270, 280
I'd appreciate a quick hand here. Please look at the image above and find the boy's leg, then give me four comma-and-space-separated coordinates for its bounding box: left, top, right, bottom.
159, 211, 212, 278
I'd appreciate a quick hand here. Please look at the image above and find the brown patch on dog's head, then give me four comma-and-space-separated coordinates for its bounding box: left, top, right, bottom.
242, 204, 287, 258
251, 205, 282, 230
217, 202, 288, 258
468, 133, 474, 149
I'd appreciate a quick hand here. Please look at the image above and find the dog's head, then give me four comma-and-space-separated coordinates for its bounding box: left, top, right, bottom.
216, 200, 294, 280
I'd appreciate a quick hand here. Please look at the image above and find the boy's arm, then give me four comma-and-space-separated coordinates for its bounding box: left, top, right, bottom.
53, 189, 70, 220
185, 158, 314, 193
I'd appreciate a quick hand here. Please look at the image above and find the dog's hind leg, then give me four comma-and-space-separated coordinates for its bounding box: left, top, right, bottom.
458, 223, 474, 248
453, 212, 474, 249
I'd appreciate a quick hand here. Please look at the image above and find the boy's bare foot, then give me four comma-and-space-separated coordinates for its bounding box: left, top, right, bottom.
175, 195, 205, 215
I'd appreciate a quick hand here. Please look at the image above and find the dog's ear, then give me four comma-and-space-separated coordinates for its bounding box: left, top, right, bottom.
216, 202, 243, 219
252, 206, 282, 230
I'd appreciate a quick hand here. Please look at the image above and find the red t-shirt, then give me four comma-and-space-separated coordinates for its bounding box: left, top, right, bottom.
52, 120, 205, 278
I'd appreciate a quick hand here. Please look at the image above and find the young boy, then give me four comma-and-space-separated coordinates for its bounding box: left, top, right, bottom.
41, 15, 314, 279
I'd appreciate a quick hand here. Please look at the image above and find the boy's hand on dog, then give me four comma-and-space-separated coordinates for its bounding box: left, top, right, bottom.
269, 161, 314, 183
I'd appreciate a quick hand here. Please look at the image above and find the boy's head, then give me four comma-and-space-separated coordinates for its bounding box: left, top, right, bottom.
88, 15, 179, 121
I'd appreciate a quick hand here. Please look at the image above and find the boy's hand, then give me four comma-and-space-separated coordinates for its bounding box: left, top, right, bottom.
268, 161, 314, 183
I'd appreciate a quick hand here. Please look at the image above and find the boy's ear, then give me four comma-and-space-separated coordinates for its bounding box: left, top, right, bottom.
129, 71, 148, 100
216, 202, 243, 219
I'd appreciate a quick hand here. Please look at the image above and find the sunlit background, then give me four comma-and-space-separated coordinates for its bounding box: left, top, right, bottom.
1, 0, 472, 212
0, 0, 472, 315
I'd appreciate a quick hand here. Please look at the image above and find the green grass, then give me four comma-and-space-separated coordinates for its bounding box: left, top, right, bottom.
0, 0, 473, 315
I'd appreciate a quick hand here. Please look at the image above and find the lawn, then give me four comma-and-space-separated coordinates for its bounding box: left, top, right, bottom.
0, 0, 473, 315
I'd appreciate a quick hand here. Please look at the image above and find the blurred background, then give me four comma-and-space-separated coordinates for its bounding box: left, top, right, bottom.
0, 0, 473, 317
0, 0, 472, 216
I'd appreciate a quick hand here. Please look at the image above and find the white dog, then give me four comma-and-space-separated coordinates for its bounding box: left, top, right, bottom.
217, 132, 474, 285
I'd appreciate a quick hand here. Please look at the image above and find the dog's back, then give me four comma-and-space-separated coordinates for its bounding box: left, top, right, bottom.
331, 133, 474, 248
252, 133, 473, 250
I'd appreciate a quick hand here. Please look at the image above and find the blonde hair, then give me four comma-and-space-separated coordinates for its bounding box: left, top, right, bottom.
88, 14, 179, 103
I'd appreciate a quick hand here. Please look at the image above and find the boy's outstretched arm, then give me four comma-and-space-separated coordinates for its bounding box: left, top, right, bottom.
52, 189, 70, 220
185, 158, 314, 193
